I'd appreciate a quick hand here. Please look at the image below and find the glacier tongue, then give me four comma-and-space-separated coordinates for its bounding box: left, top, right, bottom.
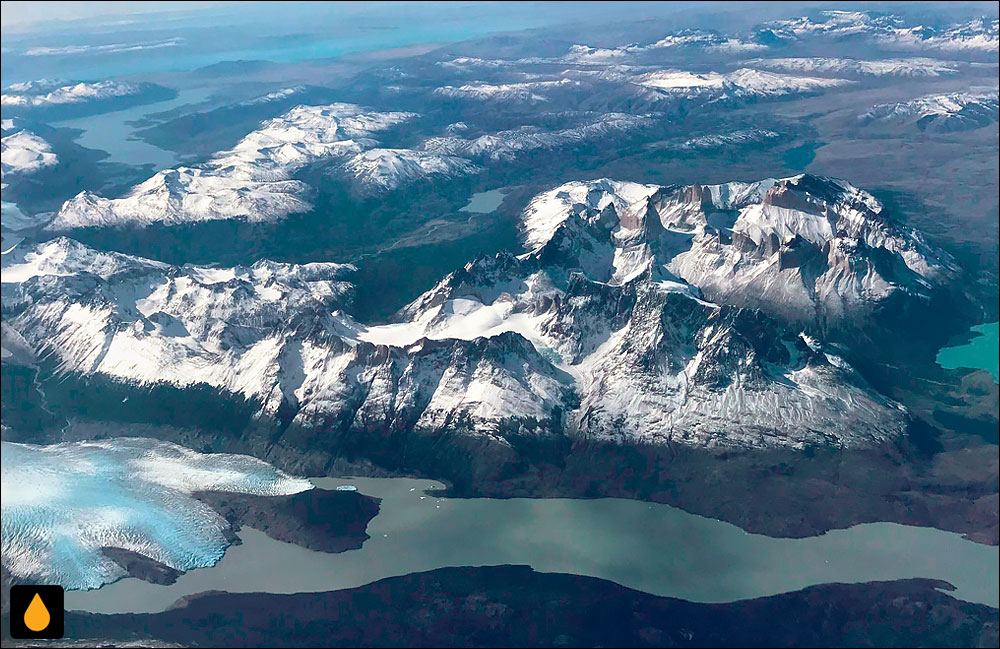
0, 438, 311, 590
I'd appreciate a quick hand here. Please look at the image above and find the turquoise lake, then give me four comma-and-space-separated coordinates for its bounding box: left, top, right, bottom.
66, 476, 999, 615
937, 322, 1000, 383
2, 3, 694, 85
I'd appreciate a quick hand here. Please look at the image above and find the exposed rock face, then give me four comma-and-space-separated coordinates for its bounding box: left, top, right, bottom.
518, 174, 959, 333
100, 548, 183, 586
193, 488, 380, 554
3, 174, 953, 453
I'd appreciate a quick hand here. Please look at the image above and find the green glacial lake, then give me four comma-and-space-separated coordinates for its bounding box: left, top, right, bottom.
460, 189, 506, 213
937, 322, 1000, 383
66, 476, 1000, 615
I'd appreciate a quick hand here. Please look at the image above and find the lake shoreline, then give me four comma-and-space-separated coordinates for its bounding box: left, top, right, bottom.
937, 321, 1000, 383
55, 566, 1000, 648
64, 474, 999, 615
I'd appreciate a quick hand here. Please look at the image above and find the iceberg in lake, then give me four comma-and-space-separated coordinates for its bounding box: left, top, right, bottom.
1, 437, 312, 590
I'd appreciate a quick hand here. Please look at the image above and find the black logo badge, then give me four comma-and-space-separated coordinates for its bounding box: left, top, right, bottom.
10, 584, 64, 639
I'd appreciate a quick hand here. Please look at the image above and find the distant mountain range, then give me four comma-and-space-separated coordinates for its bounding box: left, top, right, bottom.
859, 88, 999, 131
758, 12, 998, 52
0, 79, 176, 120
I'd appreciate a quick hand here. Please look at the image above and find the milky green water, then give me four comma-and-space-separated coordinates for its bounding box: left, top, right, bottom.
65, 476, 1000, 614
937, 322, 1000, 383
460, 189, 507, 213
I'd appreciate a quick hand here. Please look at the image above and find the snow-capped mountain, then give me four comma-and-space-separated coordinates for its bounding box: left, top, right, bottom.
560, 44, 640, 64
763, 11, 999, 52
422, 113, 653, 162
434, 79, 578, 103
665, 128, 780, 151
437, 56, 518, 71
209, 103, 414, 175
763, 10, 908, 40
559, 32, 766, 63
1, 79, 151, 107
1, 237, 573, 443
49, 166, 315, 229
885, 17, 999, 52
859, 88, 999, 131
4, 175, 941, 451
645, 28, 767, 53
1, 438, 310, 590
239, 86, 307, 106
633, 68, 850, 101
1, 130, 57, 177
373, 253, 907, 448
2, 237, 354, 415
45, 100, 655, 230
359, 177, 921, 447
46, 103, 416, 230
742, 57, 960, 77
342, 149, 479, 190
519, 175, 958, 331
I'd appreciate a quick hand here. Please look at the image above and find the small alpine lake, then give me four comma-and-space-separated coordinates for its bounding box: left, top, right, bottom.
460, 188, 507, 213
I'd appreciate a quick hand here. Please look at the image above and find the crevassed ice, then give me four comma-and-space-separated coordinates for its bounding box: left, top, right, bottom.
1, 437, 312, 590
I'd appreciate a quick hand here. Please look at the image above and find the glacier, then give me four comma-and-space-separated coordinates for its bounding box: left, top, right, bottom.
0, 437, 312, 590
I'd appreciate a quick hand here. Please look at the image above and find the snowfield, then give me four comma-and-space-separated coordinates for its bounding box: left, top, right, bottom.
4, 173, 957, 450
1, 130, 57, 176
1, 79, 149, 107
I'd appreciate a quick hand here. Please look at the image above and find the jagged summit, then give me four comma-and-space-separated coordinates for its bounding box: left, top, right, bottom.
5, 172, 954, 451
518, 174, 958, 329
